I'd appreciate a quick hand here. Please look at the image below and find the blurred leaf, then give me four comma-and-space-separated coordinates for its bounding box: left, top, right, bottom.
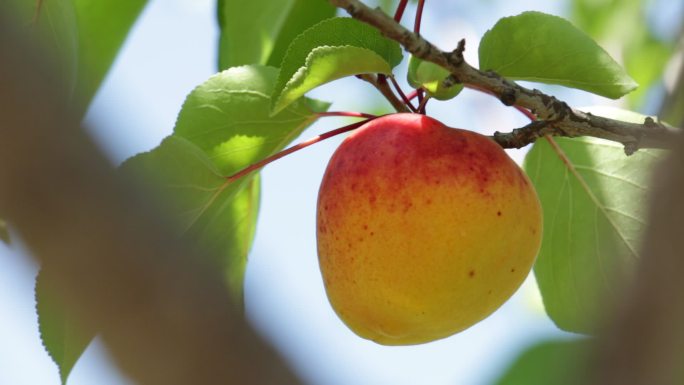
5, 0, 79, 96
571, 0, 640, 39
3, 0, 146, 111
407, 55, 463, 100
493, 339, 592, 385
271, 17, 403, 114
479, 11, 637, 99
174, 65, 328, 175
36, 269, 95, 385
265, 1, 337, 68
121, 136, 255, 300
0, 218, 9, 244
72, 0, 148, 108
218, 0, 335, 69
124, 65, 326, 299
523, 107, 664, 333
622, 28, 673, 107
570, 0, 675, 108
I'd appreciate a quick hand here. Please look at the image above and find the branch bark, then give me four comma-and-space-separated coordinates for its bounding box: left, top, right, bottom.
330, 0, 682, 153
357, 73, 411, 112
0, 14, 300, 385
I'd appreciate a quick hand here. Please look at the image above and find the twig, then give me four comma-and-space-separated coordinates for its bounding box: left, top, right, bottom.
226, 119, 372, 183
357, 73, 411, 112
330, 0, 682, 153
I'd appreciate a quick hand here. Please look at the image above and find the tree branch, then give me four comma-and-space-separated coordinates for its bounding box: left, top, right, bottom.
357, 73, 411, 112
331, 0, 682, 153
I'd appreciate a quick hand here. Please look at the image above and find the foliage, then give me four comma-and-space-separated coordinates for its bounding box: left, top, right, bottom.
478, 11, 637, 99
493, 339, 592, 385
36, 269, 95, 384
1, 0, 679, 383
524, 108, 663, 333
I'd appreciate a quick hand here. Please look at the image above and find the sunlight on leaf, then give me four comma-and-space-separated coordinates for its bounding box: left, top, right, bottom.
174, 65, 327, 175
407, 55, 463, 100
123, 65, 327, 301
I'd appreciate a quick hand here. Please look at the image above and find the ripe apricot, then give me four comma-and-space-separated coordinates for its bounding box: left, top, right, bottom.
317, 113, 542, 345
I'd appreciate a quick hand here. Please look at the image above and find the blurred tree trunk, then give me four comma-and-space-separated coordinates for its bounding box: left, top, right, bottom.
0, 14, 301, 385
592, 23, 684, 385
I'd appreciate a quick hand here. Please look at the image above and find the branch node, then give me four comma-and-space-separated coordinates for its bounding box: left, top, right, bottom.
442, 74, 460, 88
449, 39, 466, 62
332, 0, 681, 150
499, 88, 516, 106
624, 141, 639, 156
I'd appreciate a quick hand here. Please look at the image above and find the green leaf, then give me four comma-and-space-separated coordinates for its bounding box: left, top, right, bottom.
121, 135, 258, 302
493, 339, 591, 385
478, 11, 638, 99
36, 269, 95, 384
174, 65, 328, 175
271, 17, 403, 114
72, 0, 147, 108
2, 0, 145, 111
570, 0, 675, 108
621, 26, 674, 108
0, 218, 9, 244
407, 55, 463, 100
124, 65, 326, 299
121, 136, 255, 300
523, 107, 664, 333
204, 175, 260, 304
217, 0, 336, 69
122, 136, 235, 227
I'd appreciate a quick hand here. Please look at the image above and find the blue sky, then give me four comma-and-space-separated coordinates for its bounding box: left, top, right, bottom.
1, 0, 681, 384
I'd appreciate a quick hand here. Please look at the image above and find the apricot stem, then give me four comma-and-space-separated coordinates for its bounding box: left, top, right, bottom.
393, 0, 408, 22
417, 93, 430, 114
225, 118, 374, 183
388, 76, 418, 112
414, 0, 426, 34
406, 89, 419, 101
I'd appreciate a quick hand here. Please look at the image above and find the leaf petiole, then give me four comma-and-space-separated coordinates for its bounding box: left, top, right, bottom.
317, 111, 377, 119
226, 118, 376, 183
414, 0, 426, 34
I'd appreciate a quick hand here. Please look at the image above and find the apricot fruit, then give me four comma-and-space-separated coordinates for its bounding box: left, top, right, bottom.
316, 113, 542, 345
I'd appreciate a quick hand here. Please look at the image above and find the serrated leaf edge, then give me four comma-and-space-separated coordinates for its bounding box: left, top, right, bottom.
272, 45, 391, 114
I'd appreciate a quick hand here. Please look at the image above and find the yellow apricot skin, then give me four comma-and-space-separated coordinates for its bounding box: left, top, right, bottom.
316, 113, 542, 345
